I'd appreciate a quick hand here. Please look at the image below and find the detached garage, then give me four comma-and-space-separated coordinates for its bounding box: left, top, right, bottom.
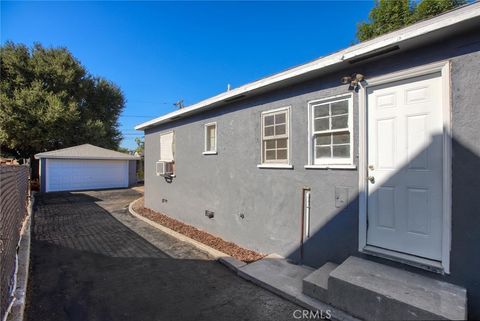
35, 144, 140, 192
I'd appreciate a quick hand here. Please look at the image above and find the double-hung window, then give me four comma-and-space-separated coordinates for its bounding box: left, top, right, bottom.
160, 131, 175, 161
261, 107, 290, 164
156, 131, 175, 176
309, 95, 353, 166
203, 122, 217, 154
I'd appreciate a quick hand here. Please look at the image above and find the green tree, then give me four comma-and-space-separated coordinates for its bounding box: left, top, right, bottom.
134, 136, 144, 181
0, 42, 125, 158
117, 146, 131, 154
357, 0, 412, 42
134, 137, 144, 155
357, 0, 466, 42
410, 0, 466, 22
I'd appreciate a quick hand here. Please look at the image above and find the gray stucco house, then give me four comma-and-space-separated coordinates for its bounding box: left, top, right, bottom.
137, 4, 480, 319
35, 144, 139, 192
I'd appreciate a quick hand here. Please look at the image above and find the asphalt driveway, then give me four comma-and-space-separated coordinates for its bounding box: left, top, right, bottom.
27, 188, 300, 321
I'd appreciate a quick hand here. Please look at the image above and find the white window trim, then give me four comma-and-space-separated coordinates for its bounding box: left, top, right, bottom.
159, 130, 175, 162
357, 60, 452, 274
203, 122, 217, 155
305, 164, 356, 170
257, 164, 293, 169
259, 106, 291, 167
307, 94, 354, 168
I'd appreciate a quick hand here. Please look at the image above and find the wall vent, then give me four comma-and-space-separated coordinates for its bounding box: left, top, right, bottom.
348, 45, 400, 64
223, 94, 246, 103
205, 210, 214, 219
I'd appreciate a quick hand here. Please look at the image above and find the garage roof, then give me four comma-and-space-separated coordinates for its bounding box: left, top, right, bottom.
34, 144, 140, 160
135, 2, 480, 131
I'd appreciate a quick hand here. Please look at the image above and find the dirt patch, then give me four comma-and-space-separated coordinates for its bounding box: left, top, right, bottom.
132, 198, 264, 263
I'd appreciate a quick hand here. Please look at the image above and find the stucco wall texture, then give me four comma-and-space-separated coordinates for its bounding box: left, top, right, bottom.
128, 160, 137, 186
144, 30, 480, 317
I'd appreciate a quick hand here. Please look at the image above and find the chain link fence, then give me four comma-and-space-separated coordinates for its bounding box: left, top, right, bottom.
0, 165, 29, 319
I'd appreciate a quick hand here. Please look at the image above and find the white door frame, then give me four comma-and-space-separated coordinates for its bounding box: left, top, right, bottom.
358, 61, 452, 274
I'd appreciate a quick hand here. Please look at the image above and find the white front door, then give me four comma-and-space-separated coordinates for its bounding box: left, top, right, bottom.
366, 72, 444, 261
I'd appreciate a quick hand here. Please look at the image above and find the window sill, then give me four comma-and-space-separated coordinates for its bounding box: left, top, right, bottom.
257, 164, 293, 169
304, 164, 357, 170
202, 151, 217, 155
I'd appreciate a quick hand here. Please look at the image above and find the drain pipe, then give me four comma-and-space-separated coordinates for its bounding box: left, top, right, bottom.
300, 187, 311, 263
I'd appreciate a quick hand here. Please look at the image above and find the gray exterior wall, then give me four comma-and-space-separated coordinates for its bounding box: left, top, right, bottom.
144, 30, 480, 318
40, 158, 46, 193
128, 160, 137, 186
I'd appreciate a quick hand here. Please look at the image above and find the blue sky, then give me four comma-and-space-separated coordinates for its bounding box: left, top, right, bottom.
1, 1, 374, 150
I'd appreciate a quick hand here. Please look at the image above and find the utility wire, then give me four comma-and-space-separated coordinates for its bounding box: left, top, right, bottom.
126, 100, 172, 105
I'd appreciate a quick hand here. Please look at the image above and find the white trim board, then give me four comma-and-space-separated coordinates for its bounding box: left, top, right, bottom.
358, 61, 452, 274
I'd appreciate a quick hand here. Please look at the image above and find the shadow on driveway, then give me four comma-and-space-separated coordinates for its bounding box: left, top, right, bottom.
27, 190, 299, 321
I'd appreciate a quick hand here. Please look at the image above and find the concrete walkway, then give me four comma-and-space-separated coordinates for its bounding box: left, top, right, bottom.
27, 188, 300, 321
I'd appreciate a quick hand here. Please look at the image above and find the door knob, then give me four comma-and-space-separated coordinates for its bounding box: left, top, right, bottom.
368, 176, 375, 184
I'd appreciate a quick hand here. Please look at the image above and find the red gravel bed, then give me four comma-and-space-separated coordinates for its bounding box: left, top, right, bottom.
132, 198, 264, 263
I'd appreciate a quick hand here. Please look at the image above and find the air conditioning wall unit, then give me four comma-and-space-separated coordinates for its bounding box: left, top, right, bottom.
156, 161, 174, 177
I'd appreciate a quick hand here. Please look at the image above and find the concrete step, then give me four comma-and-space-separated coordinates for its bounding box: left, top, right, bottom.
302, 262, 338, 302
238, 254, 316, 302
237, 254, 361, 321
328, 256, 467, 321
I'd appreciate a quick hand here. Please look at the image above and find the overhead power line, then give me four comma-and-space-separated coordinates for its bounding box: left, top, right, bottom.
126, 100, 172, 105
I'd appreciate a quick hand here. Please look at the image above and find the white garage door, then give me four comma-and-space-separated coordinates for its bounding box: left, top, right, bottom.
46, 159, 129, 192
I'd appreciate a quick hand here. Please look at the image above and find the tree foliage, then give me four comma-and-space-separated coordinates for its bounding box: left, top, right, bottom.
357, 0, 466, 42
134, 137, 144, 155
0, 42, 125, 158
